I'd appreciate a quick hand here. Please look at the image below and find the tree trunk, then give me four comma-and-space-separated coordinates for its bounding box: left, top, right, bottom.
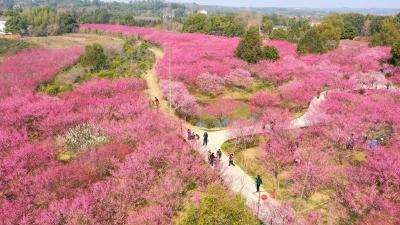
300, 165, 310, 200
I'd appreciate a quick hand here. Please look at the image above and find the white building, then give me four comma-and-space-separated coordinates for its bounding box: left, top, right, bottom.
198, 10, 208, 15
0, 18, 7, 34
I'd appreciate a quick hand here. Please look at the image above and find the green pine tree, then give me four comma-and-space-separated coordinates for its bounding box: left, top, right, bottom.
235, 27, 262, 63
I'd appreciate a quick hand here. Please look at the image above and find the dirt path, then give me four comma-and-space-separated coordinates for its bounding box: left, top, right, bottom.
144, 48, 197, 129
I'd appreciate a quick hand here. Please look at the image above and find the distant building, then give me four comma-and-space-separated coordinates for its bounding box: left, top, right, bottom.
163, 12, 174, 19
198, 10, 208, 15
310, 22, 321, 27
273, 25, 288, 30
0, 17, 8, 35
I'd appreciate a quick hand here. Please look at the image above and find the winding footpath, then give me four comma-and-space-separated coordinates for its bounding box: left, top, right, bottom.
144, 48, 399, 223
144, 48, 286, 223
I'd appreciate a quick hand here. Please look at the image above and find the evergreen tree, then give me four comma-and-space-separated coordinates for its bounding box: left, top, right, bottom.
182, 13, 208, 33
318, 15, 343, 50
58, 13, 78, 33
261, 16, 274, 35
391, 42, 400, 66
341, 23, 357, 40
5, 14, 27, 34
260, 46, 280, 61
235, 27, 262, 63
298, 27, 326, 55
370, 18, 400, 46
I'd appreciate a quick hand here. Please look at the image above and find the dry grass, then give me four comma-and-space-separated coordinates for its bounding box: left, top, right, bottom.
24, 33, 125, 53
55, 65, 86, 85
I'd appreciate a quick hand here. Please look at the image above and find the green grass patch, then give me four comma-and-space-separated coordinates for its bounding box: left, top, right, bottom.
351, 150, 367, 165
37, 81, 73, 96
231, 104, 251, 120
0, 38, 32, 57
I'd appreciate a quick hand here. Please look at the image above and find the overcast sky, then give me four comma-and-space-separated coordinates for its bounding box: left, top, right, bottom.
170, 0, 400, 8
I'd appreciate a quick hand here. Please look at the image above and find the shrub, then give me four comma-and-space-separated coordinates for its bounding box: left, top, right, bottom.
269, 28, 288, 40
80, 43, 107, 71
37, 81, 73, 96
260, 46, 280, 61
123, 37, 139, 52
176, 185, 259, 225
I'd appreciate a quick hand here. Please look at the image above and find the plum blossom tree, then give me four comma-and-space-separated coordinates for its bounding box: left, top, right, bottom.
261, 109, 296, 194
225, 68, 254, 89
289, 145, 337, 200
196, 72, 225, 95
266, 201, 296, 225
0, 75, 220, 224
160, 80, 199, 117
249, 91, 281, 109
0, 47, 83, 98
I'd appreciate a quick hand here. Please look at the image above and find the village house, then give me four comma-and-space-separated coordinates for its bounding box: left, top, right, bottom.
0, 16, 8, 34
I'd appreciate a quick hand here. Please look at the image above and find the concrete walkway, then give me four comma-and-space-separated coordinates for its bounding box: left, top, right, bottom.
186, 127, 285, 223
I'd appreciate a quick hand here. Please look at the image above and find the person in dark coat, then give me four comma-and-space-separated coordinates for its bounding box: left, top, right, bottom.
217, 149, 222, 160
255, 175, 263, 192
228, 153, 235, 166
210, 153, 216, 166
203, 132, 208, 146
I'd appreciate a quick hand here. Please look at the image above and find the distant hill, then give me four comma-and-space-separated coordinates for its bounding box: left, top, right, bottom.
181, 3, 400, 16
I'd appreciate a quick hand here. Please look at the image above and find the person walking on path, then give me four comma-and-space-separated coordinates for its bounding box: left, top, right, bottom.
228, 153, 235, 166
154, 97, 160, 110
217, 149, 222, 160
255, 175, 263, 193
210, 153, 216, 166
203, 132, 208, 146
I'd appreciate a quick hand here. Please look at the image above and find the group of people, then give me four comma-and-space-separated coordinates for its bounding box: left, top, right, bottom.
206, 149, 235, 167
346, 133, 384, 151
185, 129, 266, 194
187, 129, 200, 140
207, 149, 222, 166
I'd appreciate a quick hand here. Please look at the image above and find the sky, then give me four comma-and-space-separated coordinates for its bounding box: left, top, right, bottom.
170, 0, 400, 8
